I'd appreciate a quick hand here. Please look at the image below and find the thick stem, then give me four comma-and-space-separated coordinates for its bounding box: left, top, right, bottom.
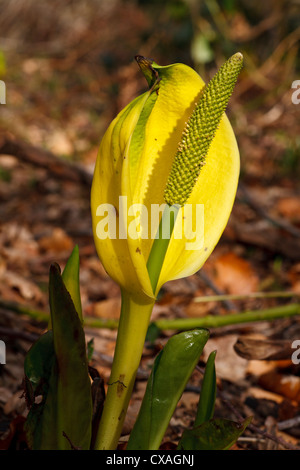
93, 290, 155, 450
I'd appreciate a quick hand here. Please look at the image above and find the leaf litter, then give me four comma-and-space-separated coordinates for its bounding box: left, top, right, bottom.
0, 0, 300, 450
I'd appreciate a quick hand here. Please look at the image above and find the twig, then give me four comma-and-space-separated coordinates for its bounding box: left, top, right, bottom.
0, 325, 39, 343
197, 270, 237, 311
247, 423, 300, 451
195, 365, 300, 450
228, 219, 300, 260
220, 396, 300, 451
238, 184, 300, 238
277, 416, 300, 431
62, 431, 81, 450
0, 131, 93, 186
234, 26, 300, 98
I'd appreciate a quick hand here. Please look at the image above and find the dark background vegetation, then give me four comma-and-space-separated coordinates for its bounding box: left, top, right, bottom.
0, 0, 300, 450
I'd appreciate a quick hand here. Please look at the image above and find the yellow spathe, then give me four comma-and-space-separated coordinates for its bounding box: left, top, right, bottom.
91, 59, 240, 299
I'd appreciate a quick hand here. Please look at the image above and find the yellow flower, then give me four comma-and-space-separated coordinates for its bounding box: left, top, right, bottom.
91, 54, 243, 450
91, 54, 242, 300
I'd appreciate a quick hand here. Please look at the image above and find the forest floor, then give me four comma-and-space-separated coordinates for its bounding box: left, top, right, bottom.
0, 0, 300, 450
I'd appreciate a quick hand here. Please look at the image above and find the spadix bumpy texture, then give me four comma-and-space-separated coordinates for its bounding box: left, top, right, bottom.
91, 55, 242, 300
164, 53, 243, 206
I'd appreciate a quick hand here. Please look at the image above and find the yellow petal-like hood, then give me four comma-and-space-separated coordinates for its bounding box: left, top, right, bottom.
91, 57, 240, 299
91, 92, 155, 301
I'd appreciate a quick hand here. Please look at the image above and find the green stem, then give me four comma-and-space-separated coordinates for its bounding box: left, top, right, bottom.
0, 299, 50, 322
3, 299, 300, 331
154, 303, 300, 330
193, 291, 299, 303
93, 290, 155, 450
94, 206, 179, 449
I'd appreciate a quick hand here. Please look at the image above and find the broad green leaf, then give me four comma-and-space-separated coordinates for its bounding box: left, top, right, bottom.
178, 417, 252, 450
25, 263, 92, 450
194, 350, 217, 426
62, 245, 83, 322
47, 263, 92, 449
24, 330, 54, 397
127, 328, 209, 450
24, 330, 55, 449
25, 360, 59, 450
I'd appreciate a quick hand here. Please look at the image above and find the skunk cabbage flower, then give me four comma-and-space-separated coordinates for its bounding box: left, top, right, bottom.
91, 54, 243, 300
91, 53, 243, 451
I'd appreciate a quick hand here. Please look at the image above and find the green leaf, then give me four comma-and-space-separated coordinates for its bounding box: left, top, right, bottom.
62, 245, 83, 322
145, 322, 161, 344
24, 263, 92, 450
24, 330, 55, 448
87, 338, 94, 362
194, 350, 217, 426
178, 417, 252, 450
24, 330, 55, 397
126, 328, 209, 450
